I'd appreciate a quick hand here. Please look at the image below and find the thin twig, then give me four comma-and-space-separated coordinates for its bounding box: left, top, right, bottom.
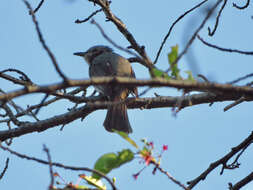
228, 73, 253, 85
226, 140, 251, 170
0, 73, 32, 86
43, 145, 54, 189
208, 0, 227, 36
0, 144, 117, 190
75, 9, 102, 23
224, 96, 245, 111
5, 122, 13, 146
0, 69, 32, 83
1, 103, 22, 127
197, 35, 253, 55
90, 19, 140, 58
34, 94, 49, 115
154, 0, 208, 64
224, 74, 253, 111
0, 158, 9, 180
33, 0, 45, 14
152, 161, 189, 190
233, 0, 250, 10
23, 0, 68, 82
0, 87, 85, 123
168, 0, 223, 71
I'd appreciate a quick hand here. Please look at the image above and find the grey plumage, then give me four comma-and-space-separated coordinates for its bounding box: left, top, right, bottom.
74, 45, 137, 133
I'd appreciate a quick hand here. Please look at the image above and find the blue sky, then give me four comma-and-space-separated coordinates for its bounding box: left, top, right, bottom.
1, 0, 253, 190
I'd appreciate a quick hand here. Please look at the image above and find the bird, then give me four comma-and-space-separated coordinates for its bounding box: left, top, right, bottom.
74, 45, 138, 133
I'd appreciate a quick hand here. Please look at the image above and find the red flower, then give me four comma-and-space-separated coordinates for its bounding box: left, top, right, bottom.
144, 153, 153, 165
162, 145, 168, 151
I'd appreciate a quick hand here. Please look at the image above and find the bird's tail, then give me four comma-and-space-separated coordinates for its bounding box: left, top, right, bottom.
103, 97, 132, 134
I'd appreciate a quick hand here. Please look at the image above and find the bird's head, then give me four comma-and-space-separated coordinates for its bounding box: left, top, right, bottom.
74, 45, 113, 64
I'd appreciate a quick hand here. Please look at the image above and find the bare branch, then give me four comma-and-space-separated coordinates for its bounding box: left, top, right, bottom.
23, 0, 68, 82
187, 131, 253, 189
228, 73, 253, 85
0, 158, 9, 180
151, 161, 189, 190
233, 0, 250, 10
208, 0, 227, 36
90, 19, 140, 58
1, 77, 253, 102
224, 96, 245, 111
1, 103, 22, 127
0, 91, 251, 142
169, 0, 223, 71
0, 69, 32, 84
197, 35, 253, 55
88, 0, 154, 70
154, 0, 208, 64
0, 72, 33, 86
43, 145, 54, 189
33, 0, 45, 14
229, 171, 253, 190
0, 87, 85, 123
0, 144, 117, 190
75, 8, 102, 23
34, 94, 49, 115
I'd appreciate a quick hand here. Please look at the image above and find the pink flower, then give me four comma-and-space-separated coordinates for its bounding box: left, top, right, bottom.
143, 153, 153, 165
133, 173, 139, 180
162, 145, 168, 151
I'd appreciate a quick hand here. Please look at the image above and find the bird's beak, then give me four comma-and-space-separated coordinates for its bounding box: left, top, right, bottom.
73, 52, 86, 57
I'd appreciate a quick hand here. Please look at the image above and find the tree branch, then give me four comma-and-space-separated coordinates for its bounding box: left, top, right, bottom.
0, 158, 9, 180
1, 77, 253, 101
170, 0, 223, 69
88, 0, 154, 70
0, 91, 251, 141
154, 0, 208, 64
187, 131, 253, 189
232, 0, 250, 10
197, 35, 253, 55
208, 0, 227, 36
23, 0, 68, 82
0, 144, 117, 190
229, 171, 253, 190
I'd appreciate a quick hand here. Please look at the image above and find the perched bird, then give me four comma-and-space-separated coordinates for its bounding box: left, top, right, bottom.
74, 45, 138, 133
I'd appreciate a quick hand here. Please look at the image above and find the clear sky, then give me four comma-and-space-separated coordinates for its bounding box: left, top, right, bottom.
1, 0, 253, 190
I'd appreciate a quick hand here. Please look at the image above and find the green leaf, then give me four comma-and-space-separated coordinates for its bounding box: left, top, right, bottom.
168, 45, 178, 64
168, 45, 181, 79
150, 67, 171, 79
116, 149, 134, 166
93, 153, 118, 179
80, 175, 106, 190
92, 149, 134, 180
114, 130, 139, 149
185, 70, 195, 82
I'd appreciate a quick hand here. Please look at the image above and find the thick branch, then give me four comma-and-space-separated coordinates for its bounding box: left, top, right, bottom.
229, 171, 253, 190
88, 0, 154, 70
0, 92, 250, 141
1, 77, 253, 101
